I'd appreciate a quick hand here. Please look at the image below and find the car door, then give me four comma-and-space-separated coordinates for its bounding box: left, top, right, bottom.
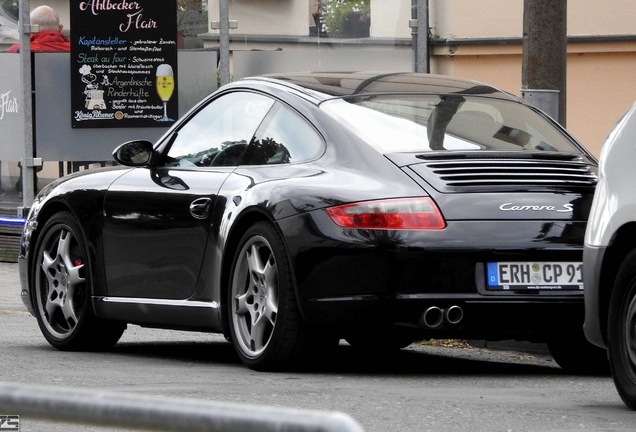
102, 91, 275, 300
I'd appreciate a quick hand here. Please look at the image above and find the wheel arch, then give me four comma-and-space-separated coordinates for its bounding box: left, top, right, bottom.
219, 208, 300, 337
27, 204, 127, 349
27, 199, 105, 305
598, 222, 636, 344
26, 201, 74, 292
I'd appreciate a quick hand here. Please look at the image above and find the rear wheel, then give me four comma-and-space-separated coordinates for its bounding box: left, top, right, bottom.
228, 222, 306, 370
608, 249, 636, 409
32, 212, 125, 350
547, 329, 608, 375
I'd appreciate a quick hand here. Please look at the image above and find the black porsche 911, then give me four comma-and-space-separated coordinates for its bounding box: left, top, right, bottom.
19, 72, 604, 372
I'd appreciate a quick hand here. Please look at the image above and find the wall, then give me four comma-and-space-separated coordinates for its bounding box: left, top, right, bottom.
430, 41, 636, 157
431, 0, 636, 39
206, 0, 413, 39
426, 0, 636, 157
207, 0, 309, 36
8, 0, 636, 159
430, 0, 523, 39
370, 0, 411, 38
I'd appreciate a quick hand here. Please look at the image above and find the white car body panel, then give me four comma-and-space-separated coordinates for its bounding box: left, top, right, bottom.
584, 101, 636, 349
585, 101, 636, 249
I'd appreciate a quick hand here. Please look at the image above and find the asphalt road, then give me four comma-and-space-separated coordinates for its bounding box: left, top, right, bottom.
0, 261, 633, 432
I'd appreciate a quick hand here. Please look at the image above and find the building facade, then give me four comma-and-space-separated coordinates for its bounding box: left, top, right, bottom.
5, 0, 636, 156
204, 0, 636, 157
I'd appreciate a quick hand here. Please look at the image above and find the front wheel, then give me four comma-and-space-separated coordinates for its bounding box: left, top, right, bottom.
228, 222, 306, 370
608, 249, 636, 409
32, 212, 125, 351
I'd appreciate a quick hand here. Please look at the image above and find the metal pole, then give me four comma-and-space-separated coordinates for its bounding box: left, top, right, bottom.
219, 0, 230, 86
0, 383, 365, 432
411, 0, 429, 73
521, 0, 567, 125
18, 0, 34, 215
416, 0, 429, 73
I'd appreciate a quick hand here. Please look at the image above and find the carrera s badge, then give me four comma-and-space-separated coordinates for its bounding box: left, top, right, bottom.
499, 203, 574, 213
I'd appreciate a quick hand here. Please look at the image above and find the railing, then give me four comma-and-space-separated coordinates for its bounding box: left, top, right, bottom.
0, 382, 365, 432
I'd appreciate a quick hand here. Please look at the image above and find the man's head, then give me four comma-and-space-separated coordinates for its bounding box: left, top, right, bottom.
30, 5, 62, 32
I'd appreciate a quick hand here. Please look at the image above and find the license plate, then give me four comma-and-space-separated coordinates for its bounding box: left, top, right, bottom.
486, 262, 583, 291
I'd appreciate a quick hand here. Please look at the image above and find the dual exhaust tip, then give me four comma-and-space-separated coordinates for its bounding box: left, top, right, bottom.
418, 305, 463, 329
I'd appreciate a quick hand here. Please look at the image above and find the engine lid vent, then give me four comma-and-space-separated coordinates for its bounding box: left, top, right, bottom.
409, 152, 598, 193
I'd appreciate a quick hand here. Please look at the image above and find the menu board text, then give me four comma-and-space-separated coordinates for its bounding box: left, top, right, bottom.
70, 0, 178, 128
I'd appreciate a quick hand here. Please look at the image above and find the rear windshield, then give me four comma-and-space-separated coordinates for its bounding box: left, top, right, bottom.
321, 94, 582, 154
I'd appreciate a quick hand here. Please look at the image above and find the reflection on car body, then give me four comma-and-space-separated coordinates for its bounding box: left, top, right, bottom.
19, 72, 603, 372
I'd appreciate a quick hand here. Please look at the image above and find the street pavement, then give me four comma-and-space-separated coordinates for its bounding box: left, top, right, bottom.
0, 260, 551, 354
1, 260, 630, 432
0, 261, 25, 311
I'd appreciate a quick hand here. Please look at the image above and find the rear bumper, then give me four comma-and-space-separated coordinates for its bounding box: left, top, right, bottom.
582, 244, 607, 348
279, 211, 588, 340
303, 293, 583, 341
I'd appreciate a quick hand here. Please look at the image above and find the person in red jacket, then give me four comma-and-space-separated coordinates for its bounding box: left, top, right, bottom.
7, 5, 70, 52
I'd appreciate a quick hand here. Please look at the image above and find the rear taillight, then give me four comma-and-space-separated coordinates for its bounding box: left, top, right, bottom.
326, 197, 446, 230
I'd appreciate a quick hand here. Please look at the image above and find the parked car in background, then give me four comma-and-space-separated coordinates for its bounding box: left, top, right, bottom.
19, 72, 604, 372
584, 101, 636, 407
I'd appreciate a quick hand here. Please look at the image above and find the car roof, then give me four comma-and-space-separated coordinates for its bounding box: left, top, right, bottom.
246, 71, 520, 102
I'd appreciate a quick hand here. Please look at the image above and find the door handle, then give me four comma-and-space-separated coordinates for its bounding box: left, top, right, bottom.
190, 197, 212, 219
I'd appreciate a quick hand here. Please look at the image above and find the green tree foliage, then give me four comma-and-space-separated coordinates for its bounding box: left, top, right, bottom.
176, 0, 208, 49
320, 0, 370, 35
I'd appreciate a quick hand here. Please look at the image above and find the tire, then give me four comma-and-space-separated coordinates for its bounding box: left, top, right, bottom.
32, 212, 126, 351
608, 249, 636, 409
547, 329, 609, 375
228, 222, 306, 370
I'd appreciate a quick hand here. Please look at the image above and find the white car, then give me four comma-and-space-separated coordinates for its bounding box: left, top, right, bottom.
584, 101, 636, 408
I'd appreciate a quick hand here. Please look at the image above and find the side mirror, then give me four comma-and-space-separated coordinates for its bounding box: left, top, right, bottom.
112, 140, 154, 166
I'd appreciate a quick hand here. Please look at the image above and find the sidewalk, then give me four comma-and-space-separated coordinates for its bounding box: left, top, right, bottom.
0, 261, 27, 310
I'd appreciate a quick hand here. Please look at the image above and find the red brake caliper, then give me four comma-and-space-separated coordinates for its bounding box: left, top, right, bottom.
73, 258, 84, 298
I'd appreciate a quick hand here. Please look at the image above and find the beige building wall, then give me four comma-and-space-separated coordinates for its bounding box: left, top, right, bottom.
207, 0, 310, 35
431, 0, 636, 39
13, 0, 635, 159
433, 44, 636, 157
430, 0, 524, 39
370, 0, 411, 38
207, 0, 412, 38
204, 0, 636, 157
427, 0, 636, 156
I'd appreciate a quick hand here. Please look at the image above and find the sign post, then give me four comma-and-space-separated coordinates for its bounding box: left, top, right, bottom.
18, 0, 34, 214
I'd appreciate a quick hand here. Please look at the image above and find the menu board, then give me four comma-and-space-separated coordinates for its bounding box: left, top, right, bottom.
70, 0, 178, 128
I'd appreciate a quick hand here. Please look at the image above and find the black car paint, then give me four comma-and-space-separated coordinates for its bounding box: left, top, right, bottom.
19, 72, 597, 344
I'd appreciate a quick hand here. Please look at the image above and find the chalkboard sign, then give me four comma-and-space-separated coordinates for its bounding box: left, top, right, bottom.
70, 0, 178, 128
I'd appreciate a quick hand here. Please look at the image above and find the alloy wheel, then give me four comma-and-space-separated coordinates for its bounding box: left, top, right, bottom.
231, 235, 279, 358
35, 223, 87, 340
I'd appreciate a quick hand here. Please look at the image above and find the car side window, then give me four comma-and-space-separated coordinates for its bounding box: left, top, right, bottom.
163, 92, 275, 167
241, 103, 324, 165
